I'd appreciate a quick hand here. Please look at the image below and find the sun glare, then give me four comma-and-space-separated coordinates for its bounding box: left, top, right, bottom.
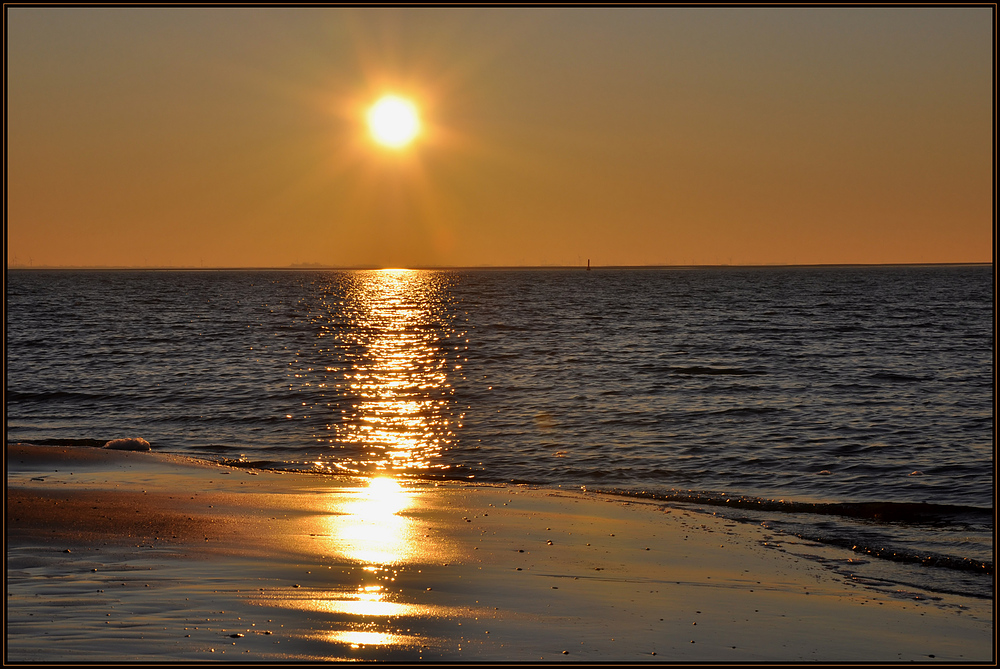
368, 96, 420, 148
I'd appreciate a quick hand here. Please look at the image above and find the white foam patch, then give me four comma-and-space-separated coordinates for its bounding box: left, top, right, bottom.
104, 437, 151, 451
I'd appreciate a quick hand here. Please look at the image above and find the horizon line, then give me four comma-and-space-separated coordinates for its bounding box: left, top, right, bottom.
5, 261, 993, 271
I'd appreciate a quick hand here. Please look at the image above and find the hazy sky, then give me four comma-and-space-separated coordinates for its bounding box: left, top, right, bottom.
6, 7, 993, 267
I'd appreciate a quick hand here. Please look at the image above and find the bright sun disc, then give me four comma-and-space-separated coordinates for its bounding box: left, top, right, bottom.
368, 96, 420, 148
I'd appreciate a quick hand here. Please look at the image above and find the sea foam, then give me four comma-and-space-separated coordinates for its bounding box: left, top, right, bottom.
104, 437, 151, 451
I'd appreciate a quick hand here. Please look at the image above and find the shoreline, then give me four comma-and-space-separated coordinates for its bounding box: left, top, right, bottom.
6, 444, 993, 662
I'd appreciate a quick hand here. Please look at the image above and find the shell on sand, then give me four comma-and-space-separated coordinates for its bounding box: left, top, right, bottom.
103, 437, 151, 451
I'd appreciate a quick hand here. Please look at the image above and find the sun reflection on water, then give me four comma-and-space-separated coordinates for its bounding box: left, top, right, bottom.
331, 269, 461, 476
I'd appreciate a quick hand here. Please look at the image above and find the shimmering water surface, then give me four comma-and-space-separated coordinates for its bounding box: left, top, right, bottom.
5, 266, 994, 598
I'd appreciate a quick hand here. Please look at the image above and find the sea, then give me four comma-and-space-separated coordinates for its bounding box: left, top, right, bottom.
5, 265, 994, 601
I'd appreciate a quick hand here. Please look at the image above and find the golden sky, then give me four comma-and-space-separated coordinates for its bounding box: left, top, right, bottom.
6, 7, 993, 268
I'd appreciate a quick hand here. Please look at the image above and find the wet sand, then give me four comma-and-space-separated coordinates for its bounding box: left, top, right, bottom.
6, 444, 992, 662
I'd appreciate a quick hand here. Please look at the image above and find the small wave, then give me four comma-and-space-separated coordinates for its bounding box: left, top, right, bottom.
604, 489, 991, 525
17, 438, 108, 448
489, 323, 531, 331
813, 538, 991, 577
826, 382, 878, 390
13, 437, 157, 451
199, 444, 249, 452
597, 488, 993, 583
218, 458, 284, 470
710, 407, 782, 416
671, 366, 765, 376
6, 390, 115, 402
869, 371, 931, 382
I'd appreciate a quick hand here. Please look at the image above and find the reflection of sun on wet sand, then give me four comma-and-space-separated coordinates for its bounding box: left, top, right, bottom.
331, 477, 419, 565
6, 444, 992, 662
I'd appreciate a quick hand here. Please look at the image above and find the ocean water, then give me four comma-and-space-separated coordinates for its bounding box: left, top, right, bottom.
5, 265, 994, 599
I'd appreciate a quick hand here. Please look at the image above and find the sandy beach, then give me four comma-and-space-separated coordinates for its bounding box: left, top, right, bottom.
6, 444, 992, 662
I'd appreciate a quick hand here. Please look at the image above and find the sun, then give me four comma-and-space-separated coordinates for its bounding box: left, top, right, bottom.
367, 96, 420, 149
